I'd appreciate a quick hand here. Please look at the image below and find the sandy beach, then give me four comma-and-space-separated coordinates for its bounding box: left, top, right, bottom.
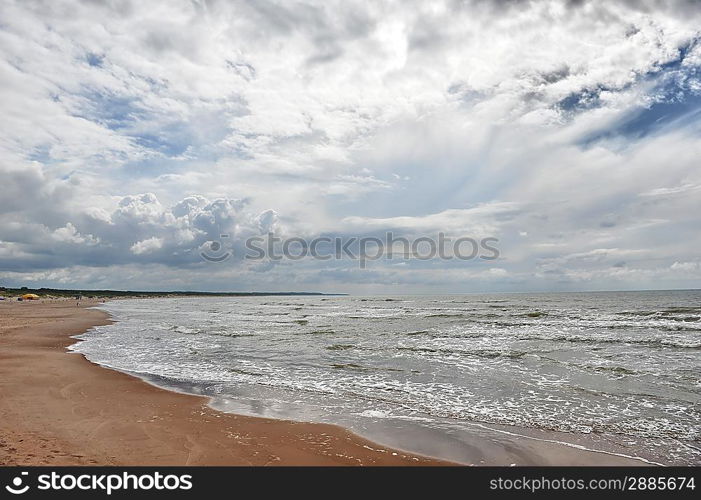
0, 300, 445, 465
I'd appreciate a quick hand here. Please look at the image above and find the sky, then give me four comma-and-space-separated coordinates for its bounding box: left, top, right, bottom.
1, 0, 700, 294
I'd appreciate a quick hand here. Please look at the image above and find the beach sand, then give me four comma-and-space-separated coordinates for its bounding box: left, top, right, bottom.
0, 300, 444, 465
0, 300, 651, 466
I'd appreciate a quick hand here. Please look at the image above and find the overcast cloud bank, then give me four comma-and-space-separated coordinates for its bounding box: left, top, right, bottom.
1, 0, 700, 293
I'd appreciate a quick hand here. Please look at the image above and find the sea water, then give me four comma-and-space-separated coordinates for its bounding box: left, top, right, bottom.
71, 291, 701, 464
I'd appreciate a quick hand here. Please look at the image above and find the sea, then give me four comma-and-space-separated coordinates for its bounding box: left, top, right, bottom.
70, 291, 701, 464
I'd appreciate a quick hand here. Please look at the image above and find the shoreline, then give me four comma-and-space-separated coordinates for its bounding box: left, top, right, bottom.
0, 300, 447, 465
0, 299, 669, 466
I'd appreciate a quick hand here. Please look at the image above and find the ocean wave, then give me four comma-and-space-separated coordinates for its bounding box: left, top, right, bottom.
397, 345, 529, 359
514, 333, 701, 349
325, 344, 355, 351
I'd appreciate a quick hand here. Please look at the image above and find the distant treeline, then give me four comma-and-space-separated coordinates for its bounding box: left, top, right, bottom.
0, 287, 338, 298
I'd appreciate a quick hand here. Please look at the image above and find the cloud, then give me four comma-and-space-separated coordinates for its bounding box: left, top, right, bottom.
671, 261, 700, 272
0, 0, 700, 291
0, 190, 276, 271
342, 202, 521, 234
130, 237, 163, 255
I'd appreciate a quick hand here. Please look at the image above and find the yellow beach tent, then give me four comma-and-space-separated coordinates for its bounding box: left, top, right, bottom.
21, 293, 40, 300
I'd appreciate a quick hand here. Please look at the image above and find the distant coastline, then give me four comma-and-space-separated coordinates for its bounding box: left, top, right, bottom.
0, 287, 345, 299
